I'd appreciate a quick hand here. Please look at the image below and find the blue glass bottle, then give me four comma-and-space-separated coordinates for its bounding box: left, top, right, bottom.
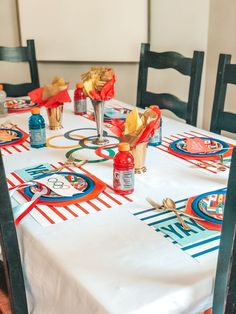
29, 107, 46, 148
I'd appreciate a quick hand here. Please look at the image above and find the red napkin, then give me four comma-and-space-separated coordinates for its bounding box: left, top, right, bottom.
135, 106, 161, 145
89, 75, 116, 101
105, 119, 124, 137
185, 137, 212, 153
28, 87, 71, 108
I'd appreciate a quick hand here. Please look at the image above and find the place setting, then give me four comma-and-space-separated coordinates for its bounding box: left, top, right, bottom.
8, 161, 106, 225
4, 98, 37, 113
128, 188, 225, 261
157, 129, 234, 174
146, 188, 225, 232
7, 155, 134, 227
0, 121, 30, 155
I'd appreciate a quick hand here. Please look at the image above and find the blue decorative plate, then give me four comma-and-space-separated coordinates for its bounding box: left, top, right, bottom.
23, 172, 95, 203
191, 189, 227, 224
169, 137, 229, 157
104, 108, 128, 120
5, 99, 37, 112
0, 128, 24, 146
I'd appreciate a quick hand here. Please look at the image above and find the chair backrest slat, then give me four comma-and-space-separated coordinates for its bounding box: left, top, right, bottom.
146, 51, 192, 75
218, 111, 236, 134
3, 83, 37, 99
142, 92, 187, 120
0, 47, 28, 62
0, 39, 39, 97
210, 53, 236, 135
136, 43, 204, 126
224, 64, 236, 84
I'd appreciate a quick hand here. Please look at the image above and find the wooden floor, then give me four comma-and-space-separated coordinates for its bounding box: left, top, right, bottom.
0, 263, 11, 314
0, 290, 11, 314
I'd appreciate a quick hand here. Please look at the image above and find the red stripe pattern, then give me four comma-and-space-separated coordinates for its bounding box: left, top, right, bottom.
8, 162, 133, 227
156, 130, 231, 174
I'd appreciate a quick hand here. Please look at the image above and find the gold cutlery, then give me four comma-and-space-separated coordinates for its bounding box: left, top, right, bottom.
197, 161, 227, 171
43, 156, 87, 173
146, 197, 205, 230
162, 198, 191, 230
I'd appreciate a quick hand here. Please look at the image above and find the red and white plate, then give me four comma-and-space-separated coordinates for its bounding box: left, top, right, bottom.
5, 99, 37, 113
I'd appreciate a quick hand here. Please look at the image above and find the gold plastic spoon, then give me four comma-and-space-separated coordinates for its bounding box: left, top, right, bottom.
146, 197, 205, 223
163, 198, 191, 230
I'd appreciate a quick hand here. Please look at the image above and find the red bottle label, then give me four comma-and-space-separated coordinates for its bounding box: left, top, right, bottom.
113, 169, 134, 191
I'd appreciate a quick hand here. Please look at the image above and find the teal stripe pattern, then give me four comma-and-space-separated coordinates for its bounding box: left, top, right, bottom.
131, 189, 226, 261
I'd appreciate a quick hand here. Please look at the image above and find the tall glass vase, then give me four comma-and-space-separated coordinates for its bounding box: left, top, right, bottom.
91, 99, 109, 145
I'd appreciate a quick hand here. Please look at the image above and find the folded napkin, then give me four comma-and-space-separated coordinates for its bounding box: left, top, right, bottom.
28, 76, 71, 108
81, 67, 116, 101
123, 105, 161, 147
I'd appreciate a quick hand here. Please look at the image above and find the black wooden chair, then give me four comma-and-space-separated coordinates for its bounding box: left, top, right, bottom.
136, 43, 204, 126
0, 153, 28, 313
211, 147, 236, 314
210, 54, 236, 135
0, 39, 40, 97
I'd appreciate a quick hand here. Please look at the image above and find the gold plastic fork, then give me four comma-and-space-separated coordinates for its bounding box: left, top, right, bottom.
146, 197, 205, 229
43, 157, 87, 173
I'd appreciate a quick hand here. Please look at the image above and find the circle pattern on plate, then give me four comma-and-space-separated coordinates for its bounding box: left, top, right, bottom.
169, 137, 229, 157
191, 189, 226, 224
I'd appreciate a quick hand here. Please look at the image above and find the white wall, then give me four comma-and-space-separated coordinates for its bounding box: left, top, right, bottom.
0, 0, 29, 85
38, 62, 138, 106
204, 0, 236, 132
18, 0, 148, 62
150, 0, 210, 126
0, 0, 138, 105
1, 0, 19, 45
2, 0, 236, 133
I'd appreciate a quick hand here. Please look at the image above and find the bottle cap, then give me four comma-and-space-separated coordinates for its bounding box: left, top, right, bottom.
0, 84, 3, 91
31, 107, 40, 114
118, 142, 130, 152
76, 82, 83, 89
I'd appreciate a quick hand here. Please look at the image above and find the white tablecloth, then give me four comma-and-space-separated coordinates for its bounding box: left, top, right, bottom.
2, 98, 234, 314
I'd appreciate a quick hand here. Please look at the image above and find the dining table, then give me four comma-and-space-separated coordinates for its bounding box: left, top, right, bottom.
1, 94, 234, 314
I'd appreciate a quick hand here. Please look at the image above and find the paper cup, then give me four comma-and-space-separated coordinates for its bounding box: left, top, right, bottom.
131, 142, 148, 174
46, 104, 63, 130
